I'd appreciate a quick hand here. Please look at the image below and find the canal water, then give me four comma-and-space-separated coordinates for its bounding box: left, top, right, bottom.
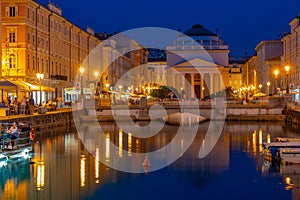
0, 121, 299, 200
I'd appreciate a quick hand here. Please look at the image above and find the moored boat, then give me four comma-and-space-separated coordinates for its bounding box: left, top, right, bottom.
276, 137, 300, 142
263, 142, 300, 162
0, 122, 34, 165
280, 148, 300, 164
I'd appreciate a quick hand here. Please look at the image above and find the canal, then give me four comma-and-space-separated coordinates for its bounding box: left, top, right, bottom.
0, 121, 299, 200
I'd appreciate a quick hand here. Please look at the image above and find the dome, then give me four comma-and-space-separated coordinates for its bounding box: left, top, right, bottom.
183, 24, 217, 37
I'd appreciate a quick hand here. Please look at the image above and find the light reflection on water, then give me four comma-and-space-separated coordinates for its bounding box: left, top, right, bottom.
0, 122, 298, 200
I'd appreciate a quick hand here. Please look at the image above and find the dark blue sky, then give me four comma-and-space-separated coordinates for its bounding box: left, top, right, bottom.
38, 0, 300, 59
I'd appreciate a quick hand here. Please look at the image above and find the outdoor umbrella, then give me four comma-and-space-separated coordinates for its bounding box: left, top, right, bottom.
253, 92, 266, 97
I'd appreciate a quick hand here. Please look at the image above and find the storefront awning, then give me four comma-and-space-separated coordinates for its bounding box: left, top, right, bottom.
20, 81, 55, 92
64, 87, 91, 95
1, 79, 31, 91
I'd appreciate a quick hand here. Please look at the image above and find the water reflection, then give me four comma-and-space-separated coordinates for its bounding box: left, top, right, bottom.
0, 122, 298, 199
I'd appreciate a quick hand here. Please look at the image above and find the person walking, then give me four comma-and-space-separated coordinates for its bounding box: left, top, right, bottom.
21, 96, 27, 115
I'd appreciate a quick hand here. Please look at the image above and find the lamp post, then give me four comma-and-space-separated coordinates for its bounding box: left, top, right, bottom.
285, 65, 290, 94
267, 82, 270, 96
105, 83, 110, 91
259, 84, 262, 93
274, 70, 279, 94
79, 67, 84, 95
36, 73, 44, 106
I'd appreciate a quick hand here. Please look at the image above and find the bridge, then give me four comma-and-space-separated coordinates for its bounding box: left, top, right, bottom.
81, 99, 285, 122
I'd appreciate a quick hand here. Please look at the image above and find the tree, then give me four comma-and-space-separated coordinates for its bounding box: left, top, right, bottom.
149, 85, 179, 99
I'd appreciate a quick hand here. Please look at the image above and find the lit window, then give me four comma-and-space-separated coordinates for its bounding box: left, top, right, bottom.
9, 54, 16, 68
9, 32, 16, 43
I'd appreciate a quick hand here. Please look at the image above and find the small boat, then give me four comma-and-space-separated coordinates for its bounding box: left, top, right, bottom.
263, 142, 300, 162
280, 148, 300, 164
0, 154, 8, 167
0, 122, 34, 165
276, 137, 300, 142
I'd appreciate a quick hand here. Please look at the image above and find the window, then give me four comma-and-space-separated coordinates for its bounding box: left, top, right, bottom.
42, 59, 44, 72
37, 57, 40, 72
9, 32, 16, 43
46, 60, 49, 73
27, 7, 30, 18
9, 7, 16, 17
32, 11, 35, 21
33, 56, 35, 70
9, 54, 16, 68
27, 55, 30, 70
27, 32, 30, 43
33, 35, 35, 45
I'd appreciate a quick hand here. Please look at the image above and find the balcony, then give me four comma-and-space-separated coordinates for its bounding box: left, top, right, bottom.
167, 44, 229, 51
51, 74, 68, 81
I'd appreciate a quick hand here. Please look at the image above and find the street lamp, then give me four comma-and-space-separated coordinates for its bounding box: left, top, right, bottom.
274, 69, 279, 94
285, 65, 290, 94
105, 83, 110, 90
79, 67, 84, 95
36, 73, 44, 106
259, 84, 262, 93
267, 82, 270, 96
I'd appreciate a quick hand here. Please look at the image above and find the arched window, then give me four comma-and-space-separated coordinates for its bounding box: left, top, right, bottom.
9, 54, 16, 68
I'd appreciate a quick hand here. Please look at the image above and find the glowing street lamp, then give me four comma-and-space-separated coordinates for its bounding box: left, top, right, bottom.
267, 82, 270, 96
285, 65, 290, 94
105, 83, 110, 91
36, 73, 44, 106
259, 84, 262, 93
274, 69, 279, 93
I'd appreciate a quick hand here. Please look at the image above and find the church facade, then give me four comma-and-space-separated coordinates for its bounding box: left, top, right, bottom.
166, 24, 229, 99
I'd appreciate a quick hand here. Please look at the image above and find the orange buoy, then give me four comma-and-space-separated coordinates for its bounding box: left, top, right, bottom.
30, 128, 35, 141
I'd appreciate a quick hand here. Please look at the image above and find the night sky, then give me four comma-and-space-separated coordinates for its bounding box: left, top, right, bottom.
38, 0, 300, 59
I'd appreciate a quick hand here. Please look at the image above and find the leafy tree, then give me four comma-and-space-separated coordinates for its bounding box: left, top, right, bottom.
149, 85, 179, 99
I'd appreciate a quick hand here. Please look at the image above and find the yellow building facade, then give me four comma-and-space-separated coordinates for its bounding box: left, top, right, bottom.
1, 0, 100, 103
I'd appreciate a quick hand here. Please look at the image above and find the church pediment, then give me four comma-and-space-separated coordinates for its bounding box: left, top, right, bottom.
172, 58, 222, 69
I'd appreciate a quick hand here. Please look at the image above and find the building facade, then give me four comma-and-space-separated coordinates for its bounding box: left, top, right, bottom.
255, 40, 283, 94
166, 24, 229, 99
281, 15, 300, 92
1, 0, 102, 103
241, 55, 258, 92
94, 33, 149, 95
1, 0, 148, 104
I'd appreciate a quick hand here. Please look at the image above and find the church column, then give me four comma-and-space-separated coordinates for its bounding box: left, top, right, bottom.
181, 73, 185, 90
219, 73, 223, 92
191, 73, 195, 99
172, 71, 176, 88
214, 74, 219, 94
200, 73, 204, 99
181, 73, 186, 99
209, 73, 213, 95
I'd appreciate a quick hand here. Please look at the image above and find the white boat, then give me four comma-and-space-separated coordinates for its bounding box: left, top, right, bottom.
276, 137, 300, 142
280, 148, 300, 164
0, 154, 8, 167
1, 122, 34, 164
263, 142, 300, 162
